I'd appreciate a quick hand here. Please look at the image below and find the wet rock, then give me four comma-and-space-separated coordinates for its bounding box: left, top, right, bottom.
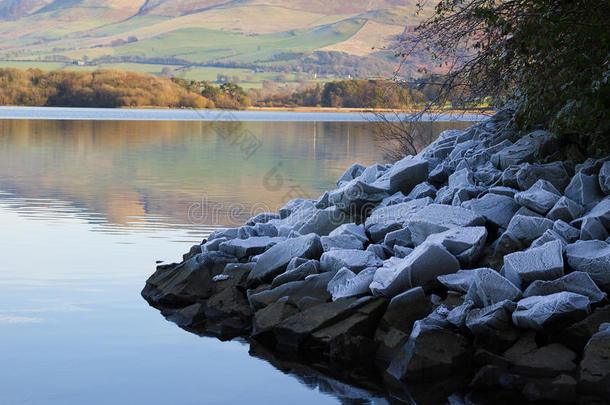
247, 233, 322, 286
579, 323, 610, 398
405, 204, 485, 245
565, 172, 604, 208
512, 292, 591, 331
320, 249, 382, 273
465, 268, 522, 307
516, 162, 570, 192
327, 267, 376, 301
466, 300, 520, 352
219, 236, 284, 259
320, 234, 364, 252
328, 223, 368, 243
462, 193, 520, 230
490, 130, 553, 170
166, 302, 206, 329
387, 316, 472, 381
546, 196, 584, 222
425, 226, 487, 267
555, 305, 610, 352
273, 296, 370, 348
253, 298, 299, 335
248, 270, 336, 310
565, 240, 610, 292
370, 242, 460, 297
270, 260, 319, 288
514, 179, 561, 215
204, 286, 252, 333
503, 333, 577, 377
378, 287, 432, 335
388, 156, 429, 195
504, 240, 564, 289
524, 272, 606, 304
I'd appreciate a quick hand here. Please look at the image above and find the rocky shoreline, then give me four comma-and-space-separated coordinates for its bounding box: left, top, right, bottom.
142, 108, 610, 403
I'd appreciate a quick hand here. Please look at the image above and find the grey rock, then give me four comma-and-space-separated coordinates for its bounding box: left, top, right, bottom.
573, 196, 610, 229
298, 206, 349, 236
379, 287, 432, 335
488, 186, 519, 198
530, 229, 567, 249
553, 219, 580, 242
565, 172, 604, 207
514, 179, 562, 215
314, 191, 330, 209
580, 217, 609, 241
425, 226, 488, 267
466, 300, 520, 352
329, 179, 389, 212
336, 163, 366, 186
503, 333, 577, 377
365, 198, 431, 243
524, 272, 607, 304
490, 130, 553, 170
547, 196, 584, 222
473, 162, 502, 186
383, 228, 413, 249
406, 204, 486, 245
202, 236, 228, 252
253, 298, 299, 335
448, 167, 475, 189
320, 234, 364, 252
501, 166, 520, 188
387, 316, 471, 380
246, 212, 280, 226
465, 268, 522, 307
370, 242, 460, 297
462, 193, 520, 229
393, 245, 413, 258
406, 182, 436, 200
271, 260, 320, 288
515, 206, 543, 217
366, 243, 391, 260
327, 267, 376, 301
252, 222, 278, 237
428, 162, 452, 184
247, 233, 322, 285
451, 186, 484, 206
447, 300, 475, 329
512, 292, 591, 331
328, 223, 368, 243
377, 191, 409, 208
494, 215, 554, 257
358, 163, 387, 184
555, 306, 610, 352
208, 227, 239, 241
278, 198, 310, 219
438, 270, 477, 294
388, 156, 429, 195
579, 323, 610, 398
516, 162, 570, 192
599, 161, 610, 194
320, 249, 383, 273
219, 236, 284, 259
504, 240, 564, 289
566, 240, 610, 292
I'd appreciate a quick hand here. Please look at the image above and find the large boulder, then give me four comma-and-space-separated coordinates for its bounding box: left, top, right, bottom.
320, 234, 364, 252
465, 268, 522, 307
387, 316, 472, 381
405, 204, 486, 245
524, 272, 607, 304
547, 196, 584, 222
327, 267, 376, 301
503, 333, 577, 377
247, 233, 322, 286
320, 249, 383, 273
599, 161, 610, 194
516, 162, 570, 192
573, 196, 610, 229
297, 206, 350, 236
565, 172, 604, 208
370, 242, 460, 297
461, 193, 520, 230
425, 226, 488, 267
270, 259, 319, 288
219, 236, 284, 259
387, 156, 429, 195
490, 130, 553, 170
514, 179, 561, 215
438, 270, 477, 294
253, 298, 299, 335
365, 198, 431, 243
565, 240, 610, 292
336, 163, 366, 186
579, 323, 610, 398
328, 179, 389, 213
503, 240, 564, 289
555, 306, 610, 352
512, 292, 591, 331
328, 223, 368, 243
466, 300, 520, 352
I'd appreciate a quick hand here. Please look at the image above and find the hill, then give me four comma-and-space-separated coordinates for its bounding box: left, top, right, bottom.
0, 0, 431, 87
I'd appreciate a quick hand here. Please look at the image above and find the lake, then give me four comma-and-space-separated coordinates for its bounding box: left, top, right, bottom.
0, 108, 475, 404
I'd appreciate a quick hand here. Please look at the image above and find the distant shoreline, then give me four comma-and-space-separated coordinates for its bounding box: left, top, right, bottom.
0, 106, 492, 122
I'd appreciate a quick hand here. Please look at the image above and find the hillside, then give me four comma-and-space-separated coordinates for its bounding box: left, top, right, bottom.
0, 0, 431, 87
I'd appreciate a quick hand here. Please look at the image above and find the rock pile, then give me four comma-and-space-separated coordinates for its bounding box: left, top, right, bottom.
142, 109, 610, 402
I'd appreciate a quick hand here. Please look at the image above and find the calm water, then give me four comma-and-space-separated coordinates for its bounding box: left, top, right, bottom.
0, 110, 474, 404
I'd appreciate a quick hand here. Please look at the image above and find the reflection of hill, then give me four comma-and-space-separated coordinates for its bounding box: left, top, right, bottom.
0, 118, 471, 229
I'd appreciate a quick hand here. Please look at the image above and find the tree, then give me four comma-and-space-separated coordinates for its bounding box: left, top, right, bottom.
397, 0, 609, 156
